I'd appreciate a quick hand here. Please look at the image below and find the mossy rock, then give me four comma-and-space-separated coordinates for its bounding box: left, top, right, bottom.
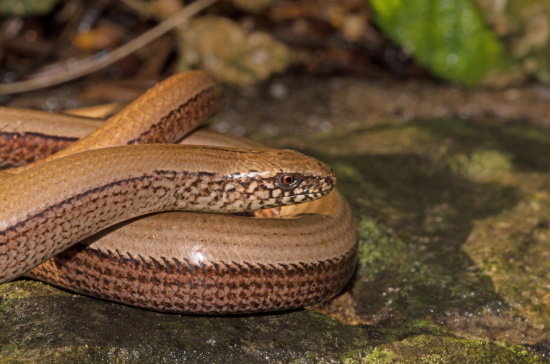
0, 280, 544, 363
2, 117, 549, 361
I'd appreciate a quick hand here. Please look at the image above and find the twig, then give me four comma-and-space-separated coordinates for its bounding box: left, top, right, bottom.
0, 0, 218, 94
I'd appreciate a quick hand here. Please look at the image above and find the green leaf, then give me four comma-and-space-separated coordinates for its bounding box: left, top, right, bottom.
370, 0, 516, 85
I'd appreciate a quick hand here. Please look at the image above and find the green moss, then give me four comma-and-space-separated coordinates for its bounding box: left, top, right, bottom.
447, 149, 513, 181
357, 217, 406, 279
404, 319, 446, 334
385, 335, 543, 364
341, 334, 544, 364
0, 280, 63, 300
362, 348, 395, 364
343, 347, 395, 364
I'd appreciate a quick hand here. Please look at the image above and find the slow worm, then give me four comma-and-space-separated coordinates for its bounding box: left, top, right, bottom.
0, 71, 357, 313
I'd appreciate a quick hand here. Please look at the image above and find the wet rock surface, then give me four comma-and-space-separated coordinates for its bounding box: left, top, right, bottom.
0, 280, 544, 362
1, 76, 549, 362
215, 76, 550, 137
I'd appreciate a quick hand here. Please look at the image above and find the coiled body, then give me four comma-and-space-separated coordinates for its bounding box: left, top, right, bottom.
0, 71, 357, 313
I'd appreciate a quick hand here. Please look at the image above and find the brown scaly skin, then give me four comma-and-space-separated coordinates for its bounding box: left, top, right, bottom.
0, 71, 358, 314
26, 186, 357, 313
7, 70, 221, 173
0, 144, 335, 283
32, 237, 357, 314
0, 132, 74, 169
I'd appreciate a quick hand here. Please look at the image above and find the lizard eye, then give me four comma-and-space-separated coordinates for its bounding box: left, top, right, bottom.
277, 174, 300, 189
